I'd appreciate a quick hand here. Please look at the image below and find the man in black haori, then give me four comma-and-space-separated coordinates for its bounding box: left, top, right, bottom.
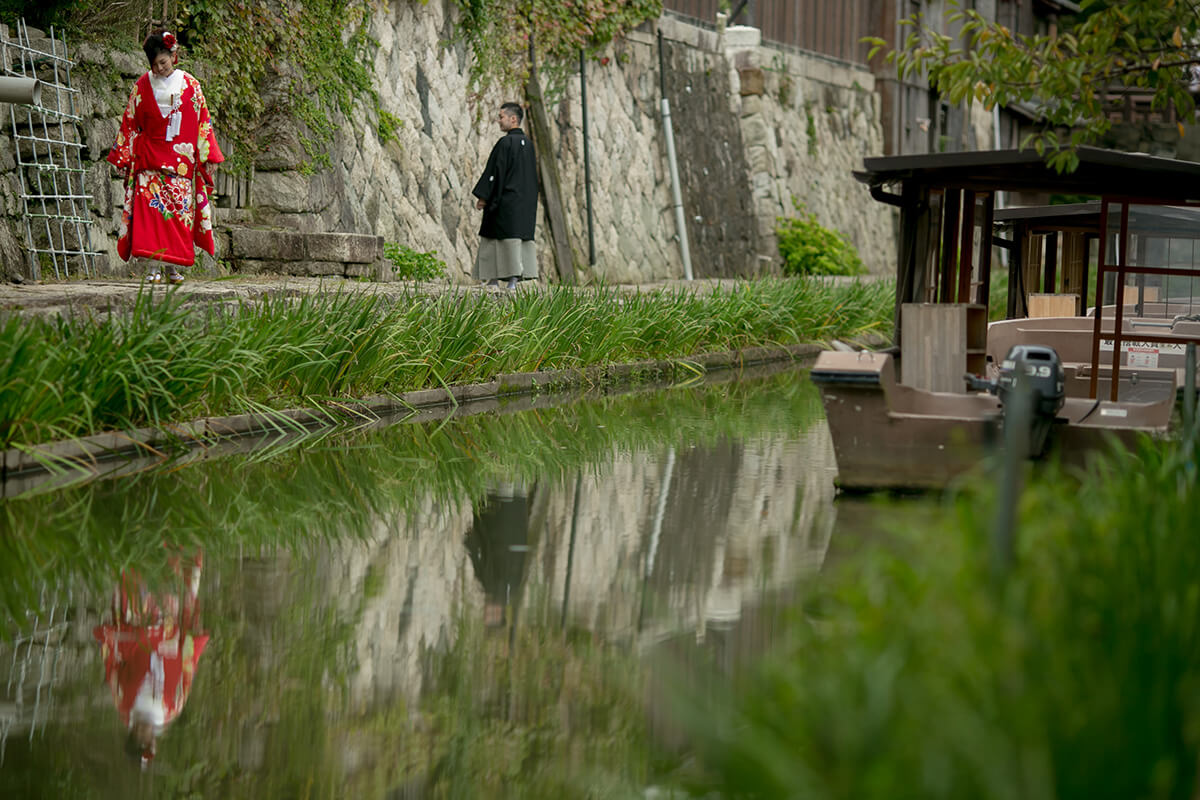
472, 102, 538, 289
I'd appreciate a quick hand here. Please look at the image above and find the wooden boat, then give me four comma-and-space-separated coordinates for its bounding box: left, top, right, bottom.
813, 147, 1200, 491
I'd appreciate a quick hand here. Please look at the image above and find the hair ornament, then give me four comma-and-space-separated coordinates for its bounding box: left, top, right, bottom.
162, 31, 177, 52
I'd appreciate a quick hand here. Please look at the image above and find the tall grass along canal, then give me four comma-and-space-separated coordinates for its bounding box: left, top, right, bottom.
0, 278, 893, 453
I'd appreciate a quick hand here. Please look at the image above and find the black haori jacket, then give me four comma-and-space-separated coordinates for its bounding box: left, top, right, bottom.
472, 128, 538, 241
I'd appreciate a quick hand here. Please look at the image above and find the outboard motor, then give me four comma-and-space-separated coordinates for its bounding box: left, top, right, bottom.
966, 344, 1065, 457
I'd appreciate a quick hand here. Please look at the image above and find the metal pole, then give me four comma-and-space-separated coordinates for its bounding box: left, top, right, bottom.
0, 76, 39, 104
580, 50, 595, 266
637, 446, 676, 634
658, 31, 693, 281
560, 471, 583, 630
1185, 342, 1197, 458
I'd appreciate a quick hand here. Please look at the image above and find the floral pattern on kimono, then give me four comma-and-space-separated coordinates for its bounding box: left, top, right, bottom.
107, 70, 223, 267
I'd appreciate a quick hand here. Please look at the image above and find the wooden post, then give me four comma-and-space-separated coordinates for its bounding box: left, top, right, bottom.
525, 42, 577, 284
939, 188, 960, 302
1043, 231, 1058, 293
976, 192, 994, 308
1007, 221, 1024, 319
1022, 233, 1043, 316
957, 189, 975, 303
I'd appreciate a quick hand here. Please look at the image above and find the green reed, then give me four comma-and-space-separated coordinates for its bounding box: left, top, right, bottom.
0, 278, 892, 449
683, 437, 1200, 799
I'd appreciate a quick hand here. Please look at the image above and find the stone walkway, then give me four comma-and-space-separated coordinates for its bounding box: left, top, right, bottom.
0, 274, 886, 318
0, 275, 782, 318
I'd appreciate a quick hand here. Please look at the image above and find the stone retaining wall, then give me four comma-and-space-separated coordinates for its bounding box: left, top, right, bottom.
0, 7, 895, 284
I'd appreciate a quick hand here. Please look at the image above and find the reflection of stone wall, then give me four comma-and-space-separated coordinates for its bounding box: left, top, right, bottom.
310, 422, 838, 705
0, 421, 840, 784
524, 427, 838, 649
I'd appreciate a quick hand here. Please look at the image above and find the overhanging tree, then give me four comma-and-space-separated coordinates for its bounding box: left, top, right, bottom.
868, 0, 1200, 171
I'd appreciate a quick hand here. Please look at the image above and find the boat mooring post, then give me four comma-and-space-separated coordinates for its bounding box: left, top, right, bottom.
1185, 342, 1197, 457
993, 387, 1033, 578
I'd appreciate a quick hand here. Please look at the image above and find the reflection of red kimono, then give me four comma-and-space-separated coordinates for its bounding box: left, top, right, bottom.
106, 70, 224, 266
92, 560, 207, 732
92, 623, 208, 729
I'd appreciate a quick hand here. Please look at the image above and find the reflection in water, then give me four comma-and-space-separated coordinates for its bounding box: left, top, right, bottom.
93, 551, 207, 767
467, 484, 533, 629
0, 368, 887, 797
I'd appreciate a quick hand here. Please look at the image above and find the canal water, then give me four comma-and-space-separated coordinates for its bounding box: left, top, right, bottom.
0, 366, 894, 798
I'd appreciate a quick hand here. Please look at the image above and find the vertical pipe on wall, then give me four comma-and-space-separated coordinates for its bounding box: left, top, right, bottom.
658, 30, 694, 281
579, 49, 595, 266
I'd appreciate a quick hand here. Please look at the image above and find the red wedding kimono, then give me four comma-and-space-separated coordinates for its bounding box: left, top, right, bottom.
107, 71, 224, 266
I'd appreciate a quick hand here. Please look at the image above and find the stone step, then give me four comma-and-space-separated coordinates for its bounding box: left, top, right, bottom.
222, 226, 384, 279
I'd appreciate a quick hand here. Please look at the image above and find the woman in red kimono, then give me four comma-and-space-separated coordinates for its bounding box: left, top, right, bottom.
107, 30, 223, 285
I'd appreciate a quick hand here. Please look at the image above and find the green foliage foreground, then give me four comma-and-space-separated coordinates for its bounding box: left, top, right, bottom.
0, 279, 892, 450
684, 438, 1200, 799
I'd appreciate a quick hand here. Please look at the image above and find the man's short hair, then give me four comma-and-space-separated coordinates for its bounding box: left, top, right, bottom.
501, 102, 523, 125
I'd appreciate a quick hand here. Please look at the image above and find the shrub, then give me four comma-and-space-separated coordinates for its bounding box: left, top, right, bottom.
775, 200, 866, 277
383, 242, 447, 281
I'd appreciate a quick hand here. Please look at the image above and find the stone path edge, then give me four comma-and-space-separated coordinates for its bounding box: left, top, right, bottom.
1, 342, 823, 485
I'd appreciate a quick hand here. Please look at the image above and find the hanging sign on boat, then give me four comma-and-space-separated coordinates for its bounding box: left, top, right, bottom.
1098, 339, 1186, 369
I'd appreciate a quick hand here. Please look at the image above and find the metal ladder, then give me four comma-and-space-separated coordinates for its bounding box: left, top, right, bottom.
2, 20, 101, 280
1, 586, 69, 766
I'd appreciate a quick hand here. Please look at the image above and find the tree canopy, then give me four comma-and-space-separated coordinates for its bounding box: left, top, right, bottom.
868, 0, 1200, 171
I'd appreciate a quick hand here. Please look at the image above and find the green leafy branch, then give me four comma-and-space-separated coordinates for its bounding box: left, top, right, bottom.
865, 0, 1200, 172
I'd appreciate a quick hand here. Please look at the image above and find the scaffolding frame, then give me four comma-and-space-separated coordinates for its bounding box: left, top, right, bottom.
1, 586, 69, 765
2, 20, 100, 280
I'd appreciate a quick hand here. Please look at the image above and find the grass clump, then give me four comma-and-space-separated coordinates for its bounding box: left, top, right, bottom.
776, 199, 866, 277
681, 438, 1200, 799
0, 278, 893, 449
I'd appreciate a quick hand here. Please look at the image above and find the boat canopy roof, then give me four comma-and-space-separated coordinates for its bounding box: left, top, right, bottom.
994, 202, 1200, 238
856, 146, 1200, 202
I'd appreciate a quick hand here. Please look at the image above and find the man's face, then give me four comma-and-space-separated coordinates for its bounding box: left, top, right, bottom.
497, 108, 517, 132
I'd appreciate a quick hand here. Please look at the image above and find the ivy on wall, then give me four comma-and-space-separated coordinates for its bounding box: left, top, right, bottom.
34, 0, 397, 174
450, 0, 663, 101
179, 0, 392, 173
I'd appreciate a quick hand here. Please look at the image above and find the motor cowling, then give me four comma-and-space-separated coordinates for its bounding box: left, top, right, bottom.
994, 345, 1065, 456
995, 345, 1065, 417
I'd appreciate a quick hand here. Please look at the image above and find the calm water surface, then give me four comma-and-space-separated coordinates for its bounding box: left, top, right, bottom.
0, 368, 905, 798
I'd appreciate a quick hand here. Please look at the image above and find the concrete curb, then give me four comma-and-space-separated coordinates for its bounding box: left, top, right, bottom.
0, 342, 822, 489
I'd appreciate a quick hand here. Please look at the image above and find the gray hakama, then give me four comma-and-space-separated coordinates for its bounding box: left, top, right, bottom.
473, 237, 537, 281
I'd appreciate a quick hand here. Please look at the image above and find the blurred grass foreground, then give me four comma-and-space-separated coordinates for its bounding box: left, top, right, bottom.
679, 436, 1200, 799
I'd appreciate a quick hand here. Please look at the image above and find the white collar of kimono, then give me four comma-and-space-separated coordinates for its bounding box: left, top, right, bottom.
149, 69, 184, 116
